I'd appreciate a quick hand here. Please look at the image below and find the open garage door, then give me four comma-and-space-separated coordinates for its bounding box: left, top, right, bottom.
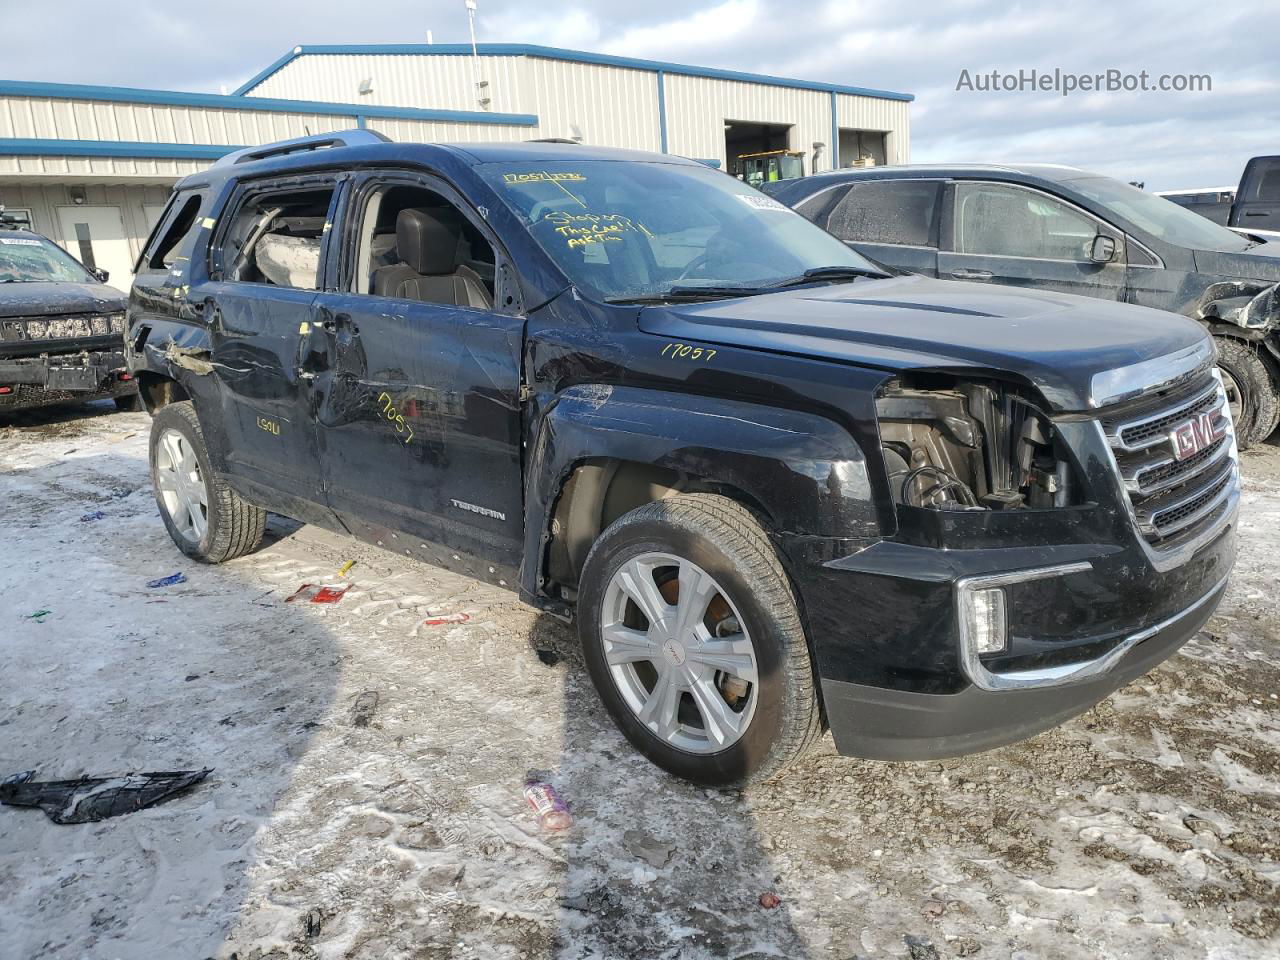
725, 121, 803, 187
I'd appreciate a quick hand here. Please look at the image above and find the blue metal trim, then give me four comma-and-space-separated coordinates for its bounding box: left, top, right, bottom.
0, 80, 538, 126
830, 90, 839, 172
230, 47, 302, 96
0, 138, 241, 160
656, 70, 668, 153
356, 114, 367, 129
236, 43, 915, 102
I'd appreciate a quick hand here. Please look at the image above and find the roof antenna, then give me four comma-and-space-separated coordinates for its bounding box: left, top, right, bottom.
463, 0, 490, 109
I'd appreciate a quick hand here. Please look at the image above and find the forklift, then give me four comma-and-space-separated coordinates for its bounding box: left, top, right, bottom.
735, 149, 806, 188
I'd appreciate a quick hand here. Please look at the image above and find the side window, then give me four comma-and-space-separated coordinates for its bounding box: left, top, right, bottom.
827, 180, 940, 246
213, 184, 335, 290
1250, 160, 1280, 202
954, 183, 1098, 261
348, 183, 496, 310
139, 192, 203, 273
796, 187, 845, 227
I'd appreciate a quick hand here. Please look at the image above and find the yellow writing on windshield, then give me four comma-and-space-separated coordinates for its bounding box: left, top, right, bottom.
543, 211, 654, 250
503, 172, 587, 184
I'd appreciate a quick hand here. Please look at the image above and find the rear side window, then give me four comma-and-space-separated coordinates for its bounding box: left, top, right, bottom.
826, 180, 940, 246
140, 192, 204, 272
212, 184, 336, 290
1249, 159, 1280, 201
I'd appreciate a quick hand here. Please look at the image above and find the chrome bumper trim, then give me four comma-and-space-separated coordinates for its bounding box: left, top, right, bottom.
957, 566, 1231, 692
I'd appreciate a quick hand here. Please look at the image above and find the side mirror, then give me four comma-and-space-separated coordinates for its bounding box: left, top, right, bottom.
1090, 236, 1117, 264
90, 267, 110, 283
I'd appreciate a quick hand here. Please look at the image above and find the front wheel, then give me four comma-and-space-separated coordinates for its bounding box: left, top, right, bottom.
577, 493, 822, 787
1215, 337, 1280, 448
149, 401, 265, 563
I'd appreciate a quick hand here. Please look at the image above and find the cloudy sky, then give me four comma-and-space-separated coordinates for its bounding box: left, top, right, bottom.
8, 0, 1278, 189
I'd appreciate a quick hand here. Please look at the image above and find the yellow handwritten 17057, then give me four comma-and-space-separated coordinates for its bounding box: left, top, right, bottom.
661, 342, 717, 362
543, 211, 654, 250
503, 172, 587, 183
377, 392, 415, 445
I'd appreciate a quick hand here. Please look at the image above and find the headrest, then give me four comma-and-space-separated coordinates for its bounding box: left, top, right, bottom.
397, 207, 466, 276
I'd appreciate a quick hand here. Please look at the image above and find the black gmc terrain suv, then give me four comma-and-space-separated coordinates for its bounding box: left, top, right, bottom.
0, 227, 133, 414
126, 132, 1238, 786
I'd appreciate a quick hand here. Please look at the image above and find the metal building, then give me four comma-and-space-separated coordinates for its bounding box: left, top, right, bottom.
0, 43, 911, 290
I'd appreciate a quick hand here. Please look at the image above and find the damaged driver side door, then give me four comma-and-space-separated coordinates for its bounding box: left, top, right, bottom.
201, 174, 344, 521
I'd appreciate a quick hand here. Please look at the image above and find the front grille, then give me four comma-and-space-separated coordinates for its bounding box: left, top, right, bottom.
1101, 372, 1238, 547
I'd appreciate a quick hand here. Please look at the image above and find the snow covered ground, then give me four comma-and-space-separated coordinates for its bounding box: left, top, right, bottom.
1, 402, 1278, 960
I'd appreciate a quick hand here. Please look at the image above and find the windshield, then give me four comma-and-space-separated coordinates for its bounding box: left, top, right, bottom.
1068, 177, 1252, 253
479, 160, 879, 301
0, 235, 95, 283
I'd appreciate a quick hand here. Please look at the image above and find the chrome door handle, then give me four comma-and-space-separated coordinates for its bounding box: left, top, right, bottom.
297, 370, 316, 382
951, 268, 993, 280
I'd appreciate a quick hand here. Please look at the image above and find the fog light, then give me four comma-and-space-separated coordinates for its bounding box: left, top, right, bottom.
964, 586, 1007, 654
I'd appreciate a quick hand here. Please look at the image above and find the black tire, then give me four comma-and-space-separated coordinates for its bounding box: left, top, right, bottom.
1215, 337, 1279, 449
114, 392, 142, 412
577, 493, 822, 787
149, 401, 265, 563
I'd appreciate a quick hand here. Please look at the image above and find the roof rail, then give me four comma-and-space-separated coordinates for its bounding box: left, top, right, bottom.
212, 129, 391, 167
527, 137, 580, 144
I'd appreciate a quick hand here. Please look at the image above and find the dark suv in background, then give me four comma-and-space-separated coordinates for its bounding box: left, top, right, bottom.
766, 165, 1280, 447
0, 226, 133, 414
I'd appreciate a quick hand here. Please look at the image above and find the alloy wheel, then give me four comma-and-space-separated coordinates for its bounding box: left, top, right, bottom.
155, 427, 208, 544
600, 552, 759, 754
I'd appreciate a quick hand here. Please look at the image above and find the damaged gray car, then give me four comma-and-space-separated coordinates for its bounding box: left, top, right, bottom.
766, 165, 1280, 446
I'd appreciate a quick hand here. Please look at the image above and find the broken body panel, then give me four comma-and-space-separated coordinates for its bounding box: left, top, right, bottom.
127, 140, 1238, 760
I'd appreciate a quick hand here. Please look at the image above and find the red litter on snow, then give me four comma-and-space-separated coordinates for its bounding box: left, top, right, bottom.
423, 612, 471, 627
285, 583, 350, 604
759, 892, 782, 910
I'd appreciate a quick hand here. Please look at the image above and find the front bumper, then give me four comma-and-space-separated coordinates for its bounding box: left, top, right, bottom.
822, 566, 1229, 760
0, 348, 133, 410
797, 493, 1237, 761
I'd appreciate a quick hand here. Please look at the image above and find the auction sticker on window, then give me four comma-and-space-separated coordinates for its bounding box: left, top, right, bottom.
736, 194, 790, 212
0, 238, 42, 246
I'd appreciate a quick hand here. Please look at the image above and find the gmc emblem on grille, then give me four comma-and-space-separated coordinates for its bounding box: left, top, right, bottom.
1169, 412, 1226, 461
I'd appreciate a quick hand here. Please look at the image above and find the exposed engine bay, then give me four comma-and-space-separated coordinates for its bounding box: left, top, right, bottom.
876, 374, 1083, 511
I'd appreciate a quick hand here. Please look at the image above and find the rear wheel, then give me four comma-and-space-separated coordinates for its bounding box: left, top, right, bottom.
577, 493, 822, 787
149, 401, 265, 563
1215, 337, 1279, 448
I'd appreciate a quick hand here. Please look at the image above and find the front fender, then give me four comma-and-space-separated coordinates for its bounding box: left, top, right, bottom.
520, 383, 883, 598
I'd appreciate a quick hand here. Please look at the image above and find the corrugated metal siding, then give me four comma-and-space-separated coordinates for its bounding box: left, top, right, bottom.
0, 95, 353, 147
663, 74, 834, 171
246, 52, 912, 160
835, 94, 910, 164
249, 54, 531, 115
0, 181, 173, 261
0, 154, 208, 179
518, 58, 660, 150
362, 117, 528, 145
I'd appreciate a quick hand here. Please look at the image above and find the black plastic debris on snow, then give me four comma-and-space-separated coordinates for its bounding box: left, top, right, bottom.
0, 768, 212, 824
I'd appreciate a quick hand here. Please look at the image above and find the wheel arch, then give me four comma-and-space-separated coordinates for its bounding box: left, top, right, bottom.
520, 383, 881, 602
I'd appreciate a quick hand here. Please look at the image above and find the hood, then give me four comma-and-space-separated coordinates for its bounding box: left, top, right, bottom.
0, 281, 127, 319
637, 275, 1208, 412
1193, 241, 1280, 283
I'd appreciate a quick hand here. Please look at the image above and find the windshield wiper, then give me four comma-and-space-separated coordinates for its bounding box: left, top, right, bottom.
605, 285, 768, 305
768, 265, 891, 287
